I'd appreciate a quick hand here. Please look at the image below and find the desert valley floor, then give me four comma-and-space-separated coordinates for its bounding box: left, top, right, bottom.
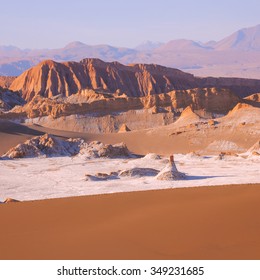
0, 117, 260, 202
1, 149, 260, 202
0, 57, 260, 260
0, 119, 260, 260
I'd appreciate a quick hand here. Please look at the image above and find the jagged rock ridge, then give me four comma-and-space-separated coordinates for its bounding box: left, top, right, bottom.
7, 87, 240, 120
9, 58, 260, 101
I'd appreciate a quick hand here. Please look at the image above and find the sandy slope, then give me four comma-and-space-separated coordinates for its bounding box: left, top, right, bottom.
0, 184, 260, 260
0, 115, 259, 156
0, 120, 195, 155
2, 100, 259, 157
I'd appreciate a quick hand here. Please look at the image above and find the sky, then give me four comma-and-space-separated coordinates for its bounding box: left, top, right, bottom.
1, 0, 260, 49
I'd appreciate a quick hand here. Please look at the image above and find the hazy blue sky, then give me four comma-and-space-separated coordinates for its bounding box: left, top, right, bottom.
1, 0, 260, 49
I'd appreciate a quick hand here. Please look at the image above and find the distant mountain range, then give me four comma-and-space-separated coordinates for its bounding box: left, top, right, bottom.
1, 24, 260, 78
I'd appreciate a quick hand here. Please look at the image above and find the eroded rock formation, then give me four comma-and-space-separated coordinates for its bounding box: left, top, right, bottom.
9, 58, 260, 101
156, 155, 186, 180
1, 134, 130, 159
2, 134, 83, 158
7, 87, 240, 120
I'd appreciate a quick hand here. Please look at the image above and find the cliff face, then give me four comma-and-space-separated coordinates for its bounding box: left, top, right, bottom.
10, 58, 260, 101
200, 77, 260, 98
8, 59, 196, 100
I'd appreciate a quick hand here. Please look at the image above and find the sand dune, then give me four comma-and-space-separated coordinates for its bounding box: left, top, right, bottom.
1, 113, 259, 157
0, 184, 259, 260
0, 120, 196, 155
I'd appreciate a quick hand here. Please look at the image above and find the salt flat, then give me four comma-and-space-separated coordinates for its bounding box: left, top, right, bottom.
1, 153, 259, 201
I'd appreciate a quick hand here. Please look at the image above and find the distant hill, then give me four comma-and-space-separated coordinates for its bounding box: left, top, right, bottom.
1, 24, 260, 78
214, 24, 260, 51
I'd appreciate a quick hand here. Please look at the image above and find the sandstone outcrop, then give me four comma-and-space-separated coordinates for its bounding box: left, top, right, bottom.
9, 59, 196, 100
243, 93, 260, 107
9, 58, 260, 101
244, 93, 260, 103
174, 106, 201, 125
229, 102, 252, 112
7, 87, 240, 120
118, 124, 131, 133
220, 103, 260, 128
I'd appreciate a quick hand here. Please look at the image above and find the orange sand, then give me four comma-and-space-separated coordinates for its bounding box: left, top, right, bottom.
0, 184, 260, 260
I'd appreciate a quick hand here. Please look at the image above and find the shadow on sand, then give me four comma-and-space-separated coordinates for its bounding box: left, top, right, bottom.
186, 175, 235, 180
0, 120, 43, 136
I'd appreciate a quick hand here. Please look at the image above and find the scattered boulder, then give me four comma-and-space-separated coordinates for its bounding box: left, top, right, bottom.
142, 153, 161, 160
119, 168, 159, 177
85, 174, 108, 181
85, 171, 119, 181
80, 141, 131, 158
218, 151, 238, 160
